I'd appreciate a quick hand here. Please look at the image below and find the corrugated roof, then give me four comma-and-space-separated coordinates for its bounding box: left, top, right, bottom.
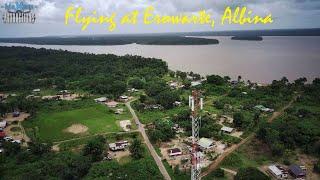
221, 126, 234, 132
268, 165, 282, 176
198, 138, 214, 148
289, 165, 306, 176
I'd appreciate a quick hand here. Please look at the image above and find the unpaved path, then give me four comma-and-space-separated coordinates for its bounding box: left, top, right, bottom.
126, 100, 171, 180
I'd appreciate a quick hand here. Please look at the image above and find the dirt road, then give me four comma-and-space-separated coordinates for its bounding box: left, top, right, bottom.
126, 101, 171, 180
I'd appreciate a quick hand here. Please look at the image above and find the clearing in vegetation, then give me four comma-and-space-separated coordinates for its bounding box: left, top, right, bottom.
24, 104, 132, 142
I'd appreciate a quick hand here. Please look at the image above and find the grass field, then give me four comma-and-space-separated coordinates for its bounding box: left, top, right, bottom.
136, 106, 188, 124
24, 104, 132, 142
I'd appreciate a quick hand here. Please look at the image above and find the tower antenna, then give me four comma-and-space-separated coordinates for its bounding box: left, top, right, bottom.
189, 90, 203, 180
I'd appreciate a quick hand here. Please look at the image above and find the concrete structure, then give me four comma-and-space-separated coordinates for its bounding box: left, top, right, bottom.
221, 126, 234, 134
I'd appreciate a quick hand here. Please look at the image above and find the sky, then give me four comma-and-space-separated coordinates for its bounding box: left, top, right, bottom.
0, 0, 320, 37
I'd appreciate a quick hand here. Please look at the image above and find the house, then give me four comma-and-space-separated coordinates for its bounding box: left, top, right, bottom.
268, 165, 284, 179
173, 101, 182, 106
191, 81, 202, 87
58, 90, 71, 95
94, 97, 107, 103
128, 88, 139, 92
0, 93, 6, 101
32, 89, 41, 93
115, 108, 124, 114
198, 138, 214, 150
105, 101, 118, 108
231, 80, 239, 86
221, 126, 234, 134
144, 104, 163, 110
221, 115, 234, 123
119, 95, 129, 102
13, 111, 20, 117
0, 121, 6, 129
0, 131, 6, 139
169, 81, 179, 89
168, 148, 182, 156
109, 141, 129, 151
254, 105, 274, 113
289, 164, 306, 178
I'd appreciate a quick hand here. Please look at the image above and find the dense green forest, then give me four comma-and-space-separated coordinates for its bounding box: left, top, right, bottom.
231, 36, 263, 41
0, 35, 219, 45
0, 46, 168, 96
257, 78, 320, 157
0, 29, 319, 46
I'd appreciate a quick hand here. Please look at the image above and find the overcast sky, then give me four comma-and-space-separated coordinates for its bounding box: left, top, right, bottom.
0, 0, 320, 37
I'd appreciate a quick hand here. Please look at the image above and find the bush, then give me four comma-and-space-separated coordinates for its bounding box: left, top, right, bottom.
314, 161, 320, 173
235, 167, 270, 180
210, 168, 225, 178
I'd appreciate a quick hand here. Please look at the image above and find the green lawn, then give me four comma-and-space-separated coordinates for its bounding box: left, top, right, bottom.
136, 106, 188, 124
24, 104, 132, 142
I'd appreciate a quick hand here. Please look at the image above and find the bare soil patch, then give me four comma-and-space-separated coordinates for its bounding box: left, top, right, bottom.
65, 124, 88, 134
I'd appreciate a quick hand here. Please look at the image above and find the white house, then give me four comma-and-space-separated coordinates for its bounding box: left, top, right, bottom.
191, 81, 202, 87
198, 138, 215, 150
173, 101, 182, 106
119, 95, 129, 102
168, 148, 182, 156
109, 141, 129, 151
94, 97, 107, 103
268, 165, 285, 179
32, 89, 41, 93
221, 126, 234, 134
0, 121, 7, 128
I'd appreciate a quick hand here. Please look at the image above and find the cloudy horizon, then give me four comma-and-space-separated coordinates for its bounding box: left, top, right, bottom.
0, 0, 320, 37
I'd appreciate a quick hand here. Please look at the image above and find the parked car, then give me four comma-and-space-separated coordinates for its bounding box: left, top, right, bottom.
12, 140, 21, 144
0, 148, 3, 153
4, 136, 13, 141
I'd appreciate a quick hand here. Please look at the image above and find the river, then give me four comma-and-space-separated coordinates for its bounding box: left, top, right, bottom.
1, 36, 319, 83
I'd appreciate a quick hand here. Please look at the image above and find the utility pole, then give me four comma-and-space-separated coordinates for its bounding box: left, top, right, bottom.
189, 90, 203, 180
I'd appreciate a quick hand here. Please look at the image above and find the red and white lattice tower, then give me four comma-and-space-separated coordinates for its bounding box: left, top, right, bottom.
189, 90, 203, 180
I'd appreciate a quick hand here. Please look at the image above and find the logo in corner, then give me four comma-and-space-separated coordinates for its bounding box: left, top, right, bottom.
1, 0, 37, 24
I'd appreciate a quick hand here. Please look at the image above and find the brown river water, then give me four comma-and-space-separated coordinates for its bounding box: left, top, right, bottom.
1, 36, 319, 83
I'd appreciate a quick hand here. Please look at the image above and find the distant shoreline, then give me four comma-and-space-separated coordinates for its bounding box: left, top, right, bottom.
231, 36, 263, 41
